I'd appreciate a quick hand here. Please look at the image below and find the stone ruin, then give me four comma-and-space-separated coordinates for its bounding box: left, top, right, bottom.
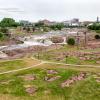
61, 72, 87, 88
45, 69, 61, 82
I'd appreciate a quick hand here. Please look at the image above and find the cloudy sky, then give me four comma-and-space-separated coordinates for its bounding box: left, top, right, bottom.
0, 0, 99, 22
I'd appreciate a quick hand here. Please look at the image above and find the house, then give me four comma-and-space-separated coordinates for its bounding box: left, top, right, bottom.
39, 19, 57, 26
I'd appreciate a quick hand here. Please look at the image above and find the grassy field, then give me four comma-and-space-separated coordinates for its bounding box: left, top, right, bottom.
0, 59, 99, 100
0, 58, 41, 73
34, 45, 100, 65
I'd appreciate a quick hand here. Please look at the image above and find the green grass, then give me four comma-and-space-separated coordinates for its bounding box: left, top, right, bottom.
34, 45, 100, 65
64, 57, 80, 64
69, 77, 100, 100
95, 30, 100, 34
0, 60, 27, 73
0, 58, 40, 73
0, 66, 99, 100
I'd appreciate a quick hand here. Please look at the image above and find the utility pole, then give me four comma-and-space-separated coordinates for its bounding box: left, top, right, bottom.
77, 32, 79, 50
83, 31, 87, 48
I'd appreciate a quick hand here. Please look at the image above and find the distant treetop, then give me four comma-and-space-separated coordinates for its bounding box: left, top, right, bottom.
0, 18, 19, 27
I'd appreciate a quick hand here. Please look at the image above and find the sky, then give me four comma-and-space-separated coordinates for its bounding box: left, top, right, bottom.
0, 0, 99, 22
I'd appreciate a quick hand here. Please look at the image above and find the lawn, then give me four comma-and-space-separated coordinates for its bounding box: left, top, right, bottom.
0, 62, 99, 100
0, 58, 41, 73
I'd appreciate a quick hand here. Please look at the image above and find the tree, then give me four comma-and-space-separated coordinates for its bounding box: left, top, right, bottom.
0, 32, 5, 40
50, 23, 64, 30
0, 18, 19, 27
0, 27, 8, 33
88, 23, 100, 30
67, 38, 75, 45
35, 22, 44, 27
0, 32, 3, 38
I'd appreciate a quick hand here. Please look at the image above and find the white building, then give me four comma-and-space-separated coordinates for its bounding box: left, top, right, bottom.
63, 18, 80, 27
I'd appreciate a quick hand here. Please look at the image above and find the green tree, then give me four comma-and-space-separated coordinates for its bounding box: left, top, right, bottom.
0, 32, 3, 38
0, 18, 19, 27
35, 22, 44, 27
67, 38, 75, 45
0, 27, 8, 33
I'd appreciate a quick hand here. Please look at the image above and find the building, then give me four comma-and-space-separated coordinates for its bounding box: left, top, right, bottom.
96, 16, 99, 23
19, 20, 34, 27
63, 18, 80, 26
39, 19, 57, 26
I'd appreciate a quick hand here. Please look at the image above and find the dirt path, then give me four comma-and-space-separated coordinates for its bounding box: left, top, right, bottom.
45, 61, 100, 68
0, 62, 45, 75
32, 57, 100, 68
0, 58, 99, 75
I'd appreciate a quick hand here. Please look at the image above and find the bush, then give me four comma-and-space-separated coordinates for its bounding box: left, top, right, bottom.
95, 35, 100, 39
0, 32, 3, 38
0, 27, 8, 33
67, 38, 75, 45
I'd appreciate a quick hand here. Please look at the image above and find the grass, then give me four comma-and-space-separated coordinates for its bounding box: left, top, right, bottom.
0, 52, 99, 100
95, 30, 100, 34
34, 45, 100, 65
0, 64, 99, 100
0, 58, 40, 73
64, 57, 80, 64
0, 55, 99, 100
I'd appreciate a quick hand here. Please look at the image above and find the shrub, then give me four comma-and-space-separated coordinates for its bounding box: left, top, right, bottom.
0, 27, 8, 33
0, 32, 3, 37
67, 38, 75, 45
95, 35, 100, 39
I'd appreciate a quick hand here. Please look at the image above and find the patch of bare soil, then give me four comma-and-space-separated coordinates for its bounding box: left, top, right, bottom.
0, 38, 21, 46
24, 85, 38, 95
19, 74, 36, 81
45, 76, 61, 82
47, 70, 58, 74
